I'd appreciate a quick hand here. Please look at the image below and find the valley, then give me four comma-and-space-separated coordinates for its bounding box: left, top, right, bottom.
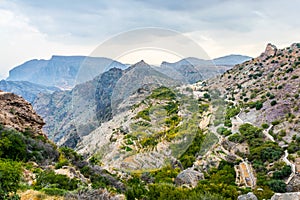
0, 44, 300, 199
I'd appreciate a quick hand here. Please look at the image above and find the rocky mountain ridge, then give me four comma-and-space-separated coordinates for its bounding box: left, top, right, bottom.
0, 80, 60, 103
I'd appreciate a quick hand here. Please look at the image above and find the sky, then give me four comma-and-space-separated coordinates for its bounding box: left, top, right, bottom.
0, 0, 300, 79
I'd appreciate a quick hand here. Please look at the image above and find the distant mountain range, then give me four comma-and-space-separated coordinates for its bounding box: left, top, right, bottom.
6, 55, 127, 89
0, 80, 60, 103
5, 54, 251, 89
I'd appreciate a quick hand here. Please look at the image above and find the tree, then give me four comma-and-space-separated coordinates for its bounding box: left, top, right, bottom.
268, 180, 286, 193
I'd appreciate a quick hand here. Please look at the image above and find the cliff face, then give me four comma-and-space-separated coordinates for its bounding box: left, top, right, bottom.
7, 56, 126, 89
33, 68, 124, 148
0, 90, 45, 136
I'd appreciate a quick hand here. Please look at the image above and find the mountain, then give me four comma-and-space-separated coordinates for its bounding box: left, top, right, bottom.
7, 55, 127, 89
206, 43, 300, 136
197, 43, 300, 195
155, 55, 251, 84
0, 90, 125, 199
33, 68, 124, 148
33, 61, 179, 148
0, 80, 60, 103
212, 54, 252, 66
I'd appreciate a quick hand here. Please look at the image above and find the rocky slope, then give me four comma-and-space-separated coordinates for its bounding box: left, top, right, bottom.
0, 80, 60, 103
206, 43, 300, 144
7, 55, 126, 89
33, 61, 178, 148
33, 68, 124, 148
76, 85, 204, 172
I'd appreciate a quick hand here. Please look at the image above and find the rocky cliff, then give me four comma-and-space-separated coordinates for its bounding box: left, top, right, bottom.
33, 68, 124, 148
0, 90, 45, 135
7, 55, 126, 89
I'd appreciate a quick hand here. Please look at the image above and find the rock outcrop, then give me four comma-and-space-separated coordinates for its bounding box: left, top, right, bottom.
271, 192, 300, 200
0, 90, 45, 135
175, 168, 204, 187
237, 192, 258, 200
260, 43, 278, 59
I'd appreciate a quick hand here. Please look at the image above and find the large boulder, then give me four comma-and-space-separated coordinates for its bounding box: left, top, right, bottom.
238, 192, 258, 200
175, 168, 204, 187
271, 192, 300, 200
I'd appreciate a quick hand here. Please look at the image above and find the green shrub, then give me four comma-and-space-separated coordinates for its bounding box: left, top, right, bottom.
41, 188, 67, 196
179, 129, 204, 168
0, 159, 22, 198
224, 119, 232, 127
149, 87, 176, 100
261, 123, 269, 129
228, 133, 244, 143
291, 75, 299, 79
256, 101, 263, 110
35, 170, 79, 191
217, 127, 232, 136
136, 107, 151, 121
271, 120, 280, 126
268, 180, 286, 193
270, 100, 277, 106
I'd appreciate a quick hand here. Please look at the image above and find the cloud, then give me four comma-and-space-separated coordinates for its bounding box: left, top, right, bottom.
0, 0, 300, 78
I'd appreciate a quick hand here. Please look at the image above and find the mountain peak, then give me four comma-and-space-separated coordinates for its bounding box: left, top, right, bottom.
135, 60, 148, 66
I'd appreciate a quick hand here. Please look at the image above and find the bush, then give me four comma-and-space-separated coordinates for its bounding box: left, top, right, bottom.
224, 119, 232, 127
261, 123, 269, 129
149, 87, 176, 100
271, 120, 280, 126
228, 133, 244, 143
35, 170, 80, 191
270, 100, 277, 106
0, 159, 22, 198
256, 101, 263, 110
179, 129, 204, 168
217, 127, 232, 136
268, 180, 286, 193
41, 188, 67, 196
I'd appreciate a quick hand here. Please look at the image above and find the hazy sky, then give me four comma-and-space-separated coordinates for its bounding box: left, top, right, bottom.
1, 0, 300, 79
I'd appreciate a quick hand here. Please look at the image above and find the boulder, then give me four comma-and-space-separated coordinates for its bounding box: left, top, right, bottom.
175, 168, 204, 187
237, 192, 258, 200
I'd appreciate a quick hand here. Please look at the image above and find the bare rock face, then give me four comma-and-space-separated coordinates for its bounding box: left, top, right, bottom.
287, 175, 300, 192
175, 168, 204, 187
238, 192, 258, 200
0, 90, 45, 135
260, 43, 277, 59
271, 192, 300, 200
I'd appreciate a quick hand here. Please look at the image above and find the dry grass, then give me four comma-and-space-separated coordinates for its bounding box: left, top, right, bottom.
20, 190, 64, 200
